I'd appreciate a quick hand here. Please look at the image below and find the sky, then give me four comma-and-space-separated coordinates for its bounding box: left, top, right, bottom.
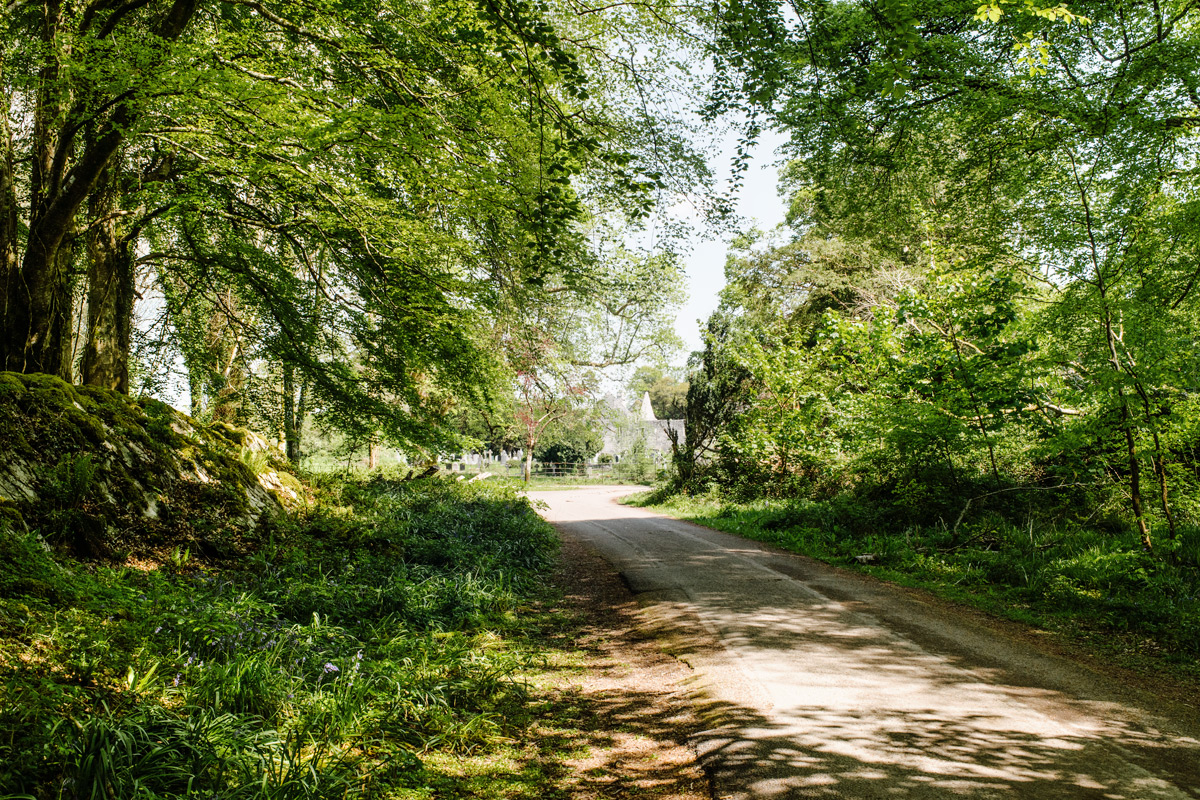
674, 128, 791, 358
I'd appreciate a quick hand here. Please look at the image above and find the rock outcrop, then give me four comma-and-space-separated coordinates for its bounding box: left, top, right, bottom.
0, 372, 303, 559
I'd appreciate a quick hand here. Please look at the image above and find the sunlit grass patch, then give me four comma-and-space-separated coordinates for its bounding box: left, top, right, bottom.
0, 476, 583, 798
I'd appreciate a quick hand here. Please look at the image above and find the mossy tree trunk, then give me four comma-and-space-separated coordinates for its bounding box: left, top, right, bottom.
188, 371, 203, 418
206, 297, 246, 424
80, 162, 135, 393
282, 363, 306, 464
0, 65, 19, 343
2, 0, 75, 380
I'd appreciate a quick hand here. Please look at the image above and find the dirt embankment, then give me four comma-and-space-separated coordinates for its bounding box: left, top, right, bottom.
0, 371, 302, 561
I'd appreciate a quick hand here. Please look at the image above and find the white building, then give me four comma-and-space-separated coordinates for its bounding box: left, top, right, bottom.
598, 391, 685, 461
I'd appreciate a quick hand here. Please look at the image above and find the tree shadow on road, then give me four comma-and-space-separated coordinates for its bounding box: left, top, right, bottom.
528, 532, 711, 799
652, 580, 1200, 798
552, 516, 1200, 799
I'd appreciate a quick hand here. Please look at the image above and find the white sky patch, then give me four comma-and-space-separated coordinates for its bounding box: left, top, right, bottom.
676, 127, 790, 356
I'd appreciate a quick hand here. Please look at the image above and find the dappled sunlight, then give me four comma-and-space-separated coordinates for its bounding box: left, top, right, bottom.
535, 489, 1200, 799
681, 659, 1196, 798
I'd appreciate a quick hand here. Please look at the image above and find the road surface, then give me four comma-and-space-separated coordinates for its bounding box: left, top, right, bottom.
529, 486, 1200, 799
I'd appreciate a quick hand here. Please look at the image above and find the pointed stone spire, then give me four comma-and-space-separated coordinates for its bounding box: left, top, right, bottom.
639, 391, 656, 421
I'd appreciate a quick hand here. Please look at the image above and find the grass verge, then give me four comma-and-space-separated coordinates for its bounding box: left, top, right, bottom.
0, 473, 631, 799
628, 489, 1200, 684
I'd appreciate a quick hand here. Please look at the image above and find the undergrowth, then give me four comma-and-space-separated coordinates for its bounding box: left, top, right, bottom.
631, 487, 1200, 674
0, 472, 568, 799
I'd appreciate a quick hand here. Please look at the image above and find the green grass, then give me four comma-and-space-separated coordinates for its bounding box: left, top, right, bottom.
0, 473, 602, 800
630, 489, 1200, 676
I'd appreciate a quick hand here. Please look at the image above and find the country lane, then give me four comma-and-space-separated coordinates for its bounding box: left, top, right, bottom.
529, 486, 1200, 800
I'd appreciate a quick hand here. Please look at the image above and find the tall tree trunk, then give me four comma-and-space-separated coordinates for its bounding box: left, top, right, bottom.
188, 368, 204, 417
3, 0, 75, 378
1117, 390, 1151, 548
207, 295, 245, 423
283, 362, 298, 462
297, 380, 307, 457
1130, 381, 1177, 540
80, 164, 134, 392
210, 367, 243, 423
0, 0, 200, 378
1102, 299, 1150, 548
0, 67, 19, 340
7, 250, 77, 379
282, 363, 306, 464
1152, 446, 1175, 540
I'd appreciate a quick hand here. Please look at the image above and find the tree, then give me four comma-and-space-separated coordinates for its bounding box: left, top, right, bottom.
534, 410, 604, 467
701, 0, 1200, 543
675, 311, 754, 486
628, 365, 688, 419
514, 357, 594, 482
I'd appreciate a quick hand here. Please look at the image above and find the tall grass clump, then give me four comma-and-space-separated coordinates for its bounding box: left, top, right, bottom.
0, 474, 559, 799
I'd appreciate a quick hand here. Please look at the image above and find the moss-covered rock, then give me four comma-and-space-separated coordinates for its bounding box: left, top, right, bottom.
0, 372, 297, 560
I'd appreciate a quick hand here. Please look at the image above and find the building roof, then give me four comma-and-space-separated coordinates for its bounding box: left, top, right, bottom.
639, 391, 656, 421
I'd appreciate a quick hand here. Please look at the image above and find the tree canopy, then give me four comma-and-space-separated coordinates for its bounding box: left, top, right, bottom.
675, 0, 1200, 548
1, 0, 708, 456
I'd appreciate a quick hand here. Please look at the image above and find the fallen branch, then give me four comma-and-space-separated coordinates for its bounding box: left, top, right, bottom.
951, 482, 1093, 538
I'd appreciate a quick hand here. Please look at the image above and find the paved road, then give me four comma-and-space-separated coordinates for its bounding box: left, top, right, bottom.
530, 486, 1200, 799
